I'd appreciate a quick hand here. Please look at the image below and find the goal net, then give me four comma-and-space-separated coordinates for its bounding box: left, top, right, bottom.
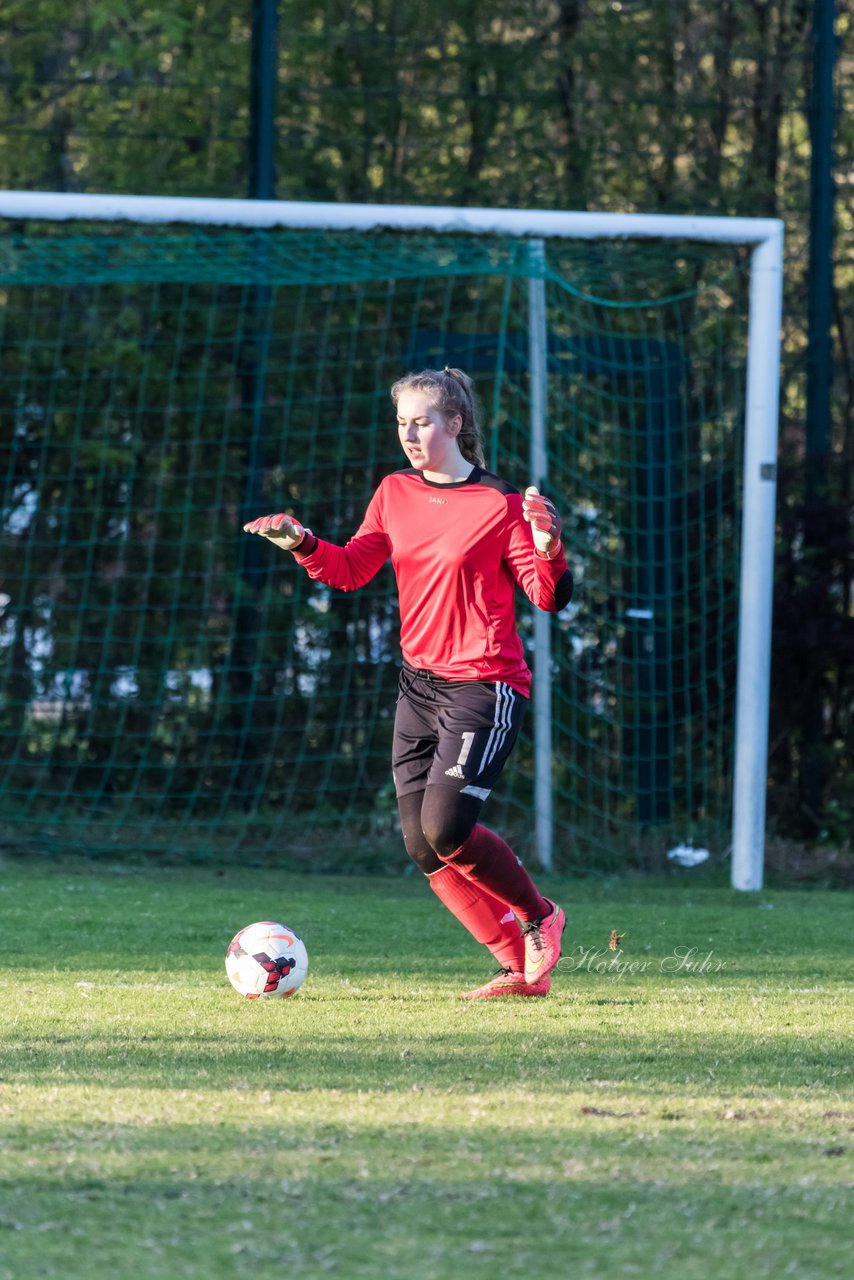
0, 196, 782, 885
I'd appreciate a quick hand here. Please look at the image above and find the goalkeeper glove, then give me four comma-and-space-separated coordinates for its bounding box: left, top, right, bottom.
523, 486, 562, 558
242, 512, 311, 553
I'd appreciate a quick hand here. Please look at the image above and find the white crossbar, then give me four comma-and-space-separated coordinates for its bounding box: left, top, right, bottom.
0, 190, 782, 246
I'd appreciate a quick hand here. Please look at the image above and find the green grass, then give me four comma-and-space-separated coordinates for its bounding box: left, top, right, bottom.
0, 859, 851, 1280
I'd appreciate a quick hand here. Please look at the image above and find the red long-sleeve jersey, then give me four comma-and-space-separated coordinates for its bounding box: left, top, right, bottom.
292, 466, 573, 697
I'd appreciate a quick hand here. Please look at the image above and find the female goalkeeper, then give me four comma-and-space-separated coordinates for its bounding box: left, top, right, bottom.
243, 367, 572, 999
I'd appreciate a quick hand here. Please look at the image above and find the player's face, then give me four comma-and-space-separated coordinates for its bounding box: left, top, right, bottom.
396, 391, 462, 471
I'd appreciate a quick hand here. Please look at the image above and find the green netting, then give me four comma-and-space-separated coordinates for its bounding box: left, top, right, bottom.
0, 229, 533, 287
0, 224, 747, 871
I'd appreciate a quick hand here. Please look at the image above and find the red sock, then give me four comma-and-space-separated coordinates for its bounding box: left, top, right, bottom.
443, 824, 550, 923
429, 863, 525, 971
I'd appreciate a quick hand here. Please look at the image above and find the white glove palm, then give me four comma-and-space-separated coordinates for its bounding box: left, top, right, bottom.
523, 486, 562, 557
243, 512, 308, 552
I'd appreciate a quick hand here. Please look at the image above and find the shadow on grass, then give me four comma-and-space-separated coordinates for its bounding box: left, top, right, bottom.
0, 1153, 846, 1280
1, 1021, 847, 1092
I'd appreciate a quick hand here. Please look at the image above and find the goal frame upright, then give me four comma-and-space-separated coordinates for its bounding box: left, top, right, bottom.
0, 191, 784, 890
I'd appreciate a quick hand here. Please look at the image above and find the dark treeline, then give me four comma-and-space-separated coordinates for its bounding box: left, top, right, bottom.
0, 1, 851, 854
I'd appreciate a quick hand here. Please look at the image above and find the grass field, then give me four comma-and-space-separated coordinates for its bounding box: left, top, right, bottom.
0, 858, 851, 1280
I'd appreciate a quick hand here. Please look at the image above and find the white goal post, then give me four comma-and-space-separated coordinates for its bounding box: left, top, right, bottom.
0, 191, 784, 890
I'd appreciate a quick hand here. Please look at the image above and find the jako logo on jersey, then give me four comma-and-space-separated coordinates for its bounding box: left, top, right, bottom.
428, 496, 448, 506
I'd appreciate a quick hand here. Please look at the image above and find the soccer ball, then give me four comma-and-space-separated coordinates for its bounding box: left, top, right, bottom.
225, 920, 309, 999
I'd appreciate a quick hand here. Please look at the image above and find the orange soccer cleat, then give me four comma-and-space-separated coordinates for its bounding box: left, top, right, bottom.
459, 967, 551, 999
521, 899, 566, 984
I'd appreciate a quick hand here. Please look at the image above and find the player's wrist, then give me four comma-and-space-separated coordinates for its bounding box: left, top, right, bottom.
292, 530, 317, 556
